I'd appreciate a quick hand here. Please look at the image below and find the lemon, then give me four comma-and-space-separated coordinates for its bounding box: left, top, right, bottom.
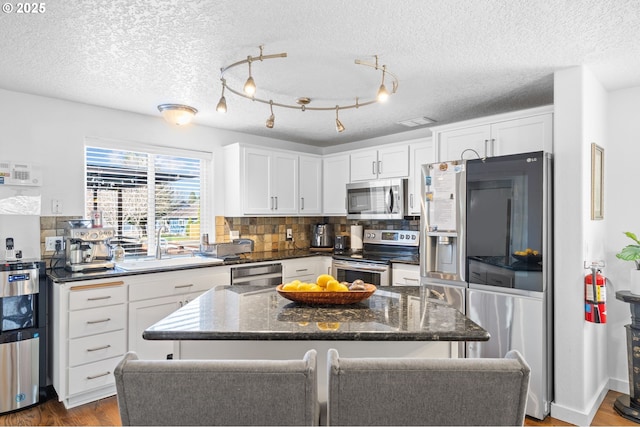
316, 274, 335, 288
297, 282, 315, 291
326, 279, 349, 292
317, 322, 341, 331
282, 282, 298, 291
308, 284, 324, 292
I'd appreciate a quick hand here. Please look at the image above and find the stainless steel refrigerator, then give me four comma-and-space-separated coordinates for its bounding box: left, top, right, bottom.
420, 152, 553, 420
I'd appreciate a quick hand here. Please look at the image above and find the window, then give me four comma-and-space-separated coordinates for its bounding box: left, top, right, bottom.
85, 142, 209, 257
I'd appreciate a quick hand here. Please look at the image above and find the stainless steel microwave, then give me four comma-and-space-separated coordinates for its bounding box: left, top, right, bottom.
346, 179, 408, 220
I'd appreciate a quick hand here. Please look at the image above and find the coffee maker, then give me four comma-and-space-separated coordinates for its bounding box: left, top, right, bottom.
63, 220, 116, 272
311, 223, 334, 248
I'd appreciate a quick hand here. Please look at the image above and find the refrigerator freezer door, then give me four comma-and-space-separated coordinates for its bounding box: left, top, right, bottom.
466, 287, 549, 420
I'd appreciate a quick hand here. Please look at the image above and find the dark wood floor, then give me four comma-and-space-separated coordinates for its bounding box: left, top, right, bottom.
0, 389, 635, 426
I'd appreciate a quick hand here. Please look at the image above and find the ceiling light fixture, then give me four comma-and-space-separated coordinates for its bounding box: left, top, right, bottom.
157, 104, 198, 126
216, 46, 398, 132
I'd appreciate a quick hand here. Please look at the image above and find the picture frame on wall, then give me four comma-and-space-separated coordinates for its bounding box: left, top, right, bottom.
591, 143, 604, 220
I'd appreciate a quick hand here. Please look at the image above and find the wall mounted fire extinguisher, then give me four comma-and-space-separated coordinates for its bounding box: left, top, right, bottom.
585, 262, 606, 323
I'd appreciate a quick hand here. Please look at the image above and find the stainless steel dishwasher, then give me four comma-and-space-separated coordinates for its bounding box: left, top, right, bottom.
230, 263, 283, 286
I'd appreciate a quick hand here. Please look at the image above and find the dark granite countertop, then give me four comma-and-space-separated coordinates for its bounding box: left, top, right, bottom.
143, 285, 489, 342
47, 250, 331, 283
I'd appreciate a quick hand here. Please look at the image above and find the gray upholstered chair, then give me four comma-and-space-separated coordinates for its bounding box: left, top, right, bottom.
114, 350, 319, 426
327, 349, 530, 426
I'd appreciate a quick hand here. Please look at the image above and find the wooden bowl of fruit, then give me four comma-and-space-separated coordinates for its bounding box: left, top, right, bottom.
512, 249, 542, 263
277, 275, 376, 305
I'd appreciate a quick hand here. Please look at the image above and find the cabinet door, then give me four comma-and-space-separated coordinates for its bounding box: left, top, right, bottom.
350, 151, 378, 182
323, 154, 350, 215
243, 148, 272, 214
408, 140, 435, 215
392, 264, 420, 286
377, 145, 409, 179
437, 125, 491, 162
128, 295, 183, 360
491, 114, 553, 156
298, 155, 322, 214
271, 152, 298, 214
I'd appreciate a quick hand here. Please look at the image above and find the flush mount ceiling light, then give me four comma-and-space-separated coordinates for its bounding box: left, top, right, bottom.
216, 46, 398, 132
157, 104, 198, 126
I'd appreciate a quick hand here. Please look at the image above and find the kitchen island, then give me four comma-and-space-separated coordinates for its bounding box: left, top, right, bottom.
144, 285, 489, 399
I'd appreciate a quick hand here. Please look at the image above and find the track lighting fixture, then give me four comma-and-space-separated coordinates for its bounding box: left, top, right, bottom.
266, 100, 275, 128
335, 106, 345, 133
216, 46, 398, 133
157, 104, 198, 126
216, 81, 227, 113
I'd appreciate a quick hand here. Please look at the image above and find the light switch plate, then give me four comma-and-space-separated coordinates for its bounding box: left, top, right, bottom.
45, 236, 63, 251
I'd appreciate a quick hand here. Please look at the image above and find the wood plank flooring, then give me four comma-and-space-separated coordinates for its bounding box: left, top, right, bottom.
0, 390, 636, 426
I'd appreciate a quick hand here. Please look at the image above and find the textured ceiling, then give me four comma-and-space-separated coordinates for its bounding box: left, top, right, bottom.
1, 0, 639, 147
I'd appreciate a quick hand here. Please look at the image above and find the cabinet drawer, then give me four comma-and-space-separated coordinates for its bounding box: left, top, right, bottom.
69, 305, 126, 339
68, 355, 121, 395
128, 270, 214, 302
69, 282, 126, 310
69, 330, 126, 367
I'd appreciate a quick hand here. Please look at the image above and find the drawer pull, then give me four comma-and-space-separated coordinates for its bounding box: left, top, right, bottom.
87, 296, 111, 301
86, 345, 111, 352
86, 318, 111, 325
403, 277, 419, 282
174, 284, 194, 289
295, 269, 308, 273
86, 371, 111, 380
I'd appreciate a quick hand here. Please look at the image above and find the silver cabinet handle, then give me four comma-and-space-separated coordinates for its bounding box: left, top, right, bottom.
87, 295, 111, 301
490, 138, 495, 157
372, 161, 376, 175
378, 160, 382, 175
174, 284, 194, 289
410, 193, 414, 209
275, 196, 278, 210
484, 139, 488, 158
270, 196, 274, 210
295, 268, 308, 273
86, 371, 111, 380
403, 277, 419, 282
301, 197, 304, 210
87, 345, 111, 352
86, 318, 111, 324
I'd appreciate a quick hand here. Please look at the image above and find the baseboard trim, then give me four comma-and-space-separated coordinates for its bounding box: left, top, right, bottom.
550, 382, 608, 425
608, 377, 629, 394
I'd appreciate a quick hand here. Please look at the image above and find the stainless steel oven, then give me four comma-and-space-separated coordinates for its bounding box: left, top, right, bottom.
332, 229, 419, 287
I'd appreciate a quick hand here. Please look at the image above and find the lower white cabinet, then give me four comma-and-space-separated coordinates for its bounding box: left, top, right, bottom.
51, 265, 230, 409
282, 256, 324, 284
392, 263, 420, 286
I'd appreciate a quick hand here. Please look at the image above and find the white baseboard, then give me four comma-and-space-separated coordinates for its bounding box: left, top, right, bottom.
608, 376, 629, 394
550, 381, 608, 425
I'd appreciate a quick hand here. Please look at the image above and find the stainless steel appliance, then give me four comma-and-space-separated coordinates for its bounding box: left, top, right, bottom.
0, 261, 47, 414
230, 263, 283, 286
311, 223, 334, 248
346, 179, 408, 220
200, 239, 254, 261
334, 235, 350, 252
63, 220, 115, 272
419, 151, 552, 420
332, 229, 419, 286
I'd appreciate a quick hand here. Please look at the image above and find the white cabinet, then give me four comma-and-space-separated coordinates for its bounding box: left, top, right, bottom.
322, 153, 350, 215
298, 155, 322, 215
392, 263, 420, 286
282, 256, 328, 283
434, 107, 553, 162
127, 266, 230, 360
350, 144, 409, 181
51, 278, 127, 409
407, 138, 435, 215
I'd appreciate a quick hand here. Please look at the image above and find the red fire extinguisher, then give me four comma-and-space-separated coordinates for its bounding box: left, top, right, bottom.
585, 265, 606, 323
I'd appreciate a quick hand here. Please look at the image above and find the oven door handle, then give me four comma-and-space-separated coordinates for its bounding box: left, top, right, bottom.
333, 262, 388, 273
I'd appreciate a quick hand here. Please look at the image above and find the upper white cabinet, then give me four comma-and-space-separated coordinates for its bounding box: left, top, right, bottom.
407, 138, 435, 215
224, 144, 300, 216
322, 153, 350, 215
434, 106, 553, 162
350, 144, 409, 181
298, 155, 322, 215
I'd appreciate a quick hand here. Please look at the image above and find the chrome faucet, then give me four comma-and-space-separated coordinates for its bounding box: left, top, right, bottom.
156, 225, 168, 260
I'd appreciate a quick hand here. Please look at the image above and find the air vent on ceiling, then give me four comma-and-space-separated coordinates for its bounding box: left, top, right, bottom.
397, 116, 436, 127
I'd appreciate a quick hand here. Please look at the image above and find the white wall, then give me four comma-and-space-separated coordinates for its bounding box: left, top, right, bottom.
551, 66, 609, 425
605, 86, 640, 392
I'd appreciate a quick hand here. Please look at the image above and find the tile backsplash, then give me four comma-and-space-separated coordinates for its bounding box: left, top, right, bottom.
216, 216, 419, 252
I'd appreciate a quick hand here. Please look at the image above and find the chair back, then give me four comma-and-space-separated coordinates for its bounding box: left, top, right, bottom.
115, 350, 318, 426
327, 349, 530, 426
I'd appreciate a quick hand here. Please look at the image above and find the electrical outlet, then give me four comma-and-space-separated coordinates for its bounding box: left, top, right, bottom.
45, 236, 63, 251
286, 228, 293, 240
230, 230, 239, 240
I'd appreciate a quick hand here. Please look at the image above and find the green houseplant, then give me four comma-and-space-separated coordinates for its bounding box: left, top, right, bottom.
616, 231, 640, 270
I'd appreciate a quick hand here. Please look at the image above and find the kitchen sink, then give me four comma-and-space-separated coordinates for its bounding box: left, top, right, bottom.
116, 256, 225, 271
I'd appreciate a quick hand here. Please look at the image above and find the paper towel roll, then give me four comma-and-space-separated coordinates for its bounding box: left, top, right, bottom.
350, 225, 363, 251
